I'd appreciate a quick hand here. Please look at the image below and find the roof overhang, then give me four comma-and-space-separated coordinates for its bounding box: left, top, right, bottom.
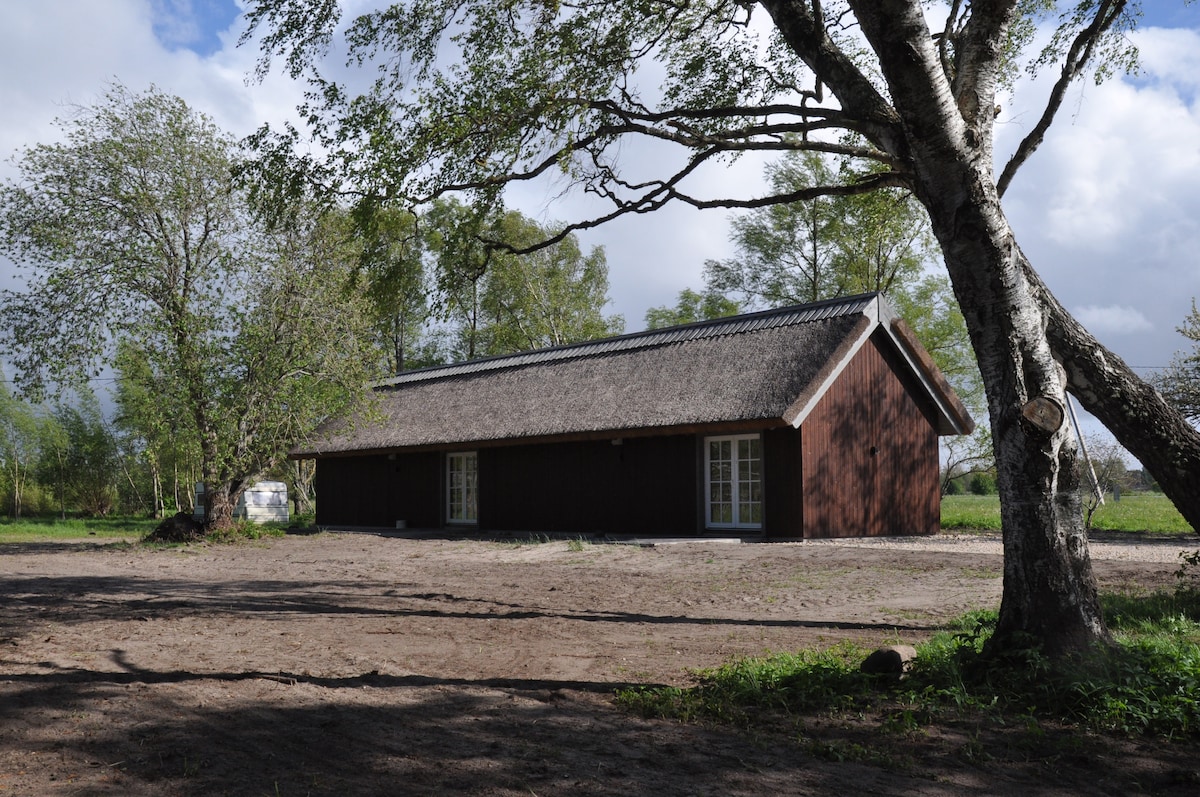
782, 294, 975, 436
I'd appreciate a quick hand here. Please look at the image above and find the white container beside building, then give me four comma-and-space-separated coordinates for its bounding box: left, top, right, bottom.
193, 481, 289, 524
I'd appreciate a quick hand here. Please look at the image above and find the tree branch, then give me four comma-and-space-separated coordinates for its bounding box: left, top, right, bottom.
483, 166, 910, 257
996, 0, 1128, 197
757, 0, 906, 156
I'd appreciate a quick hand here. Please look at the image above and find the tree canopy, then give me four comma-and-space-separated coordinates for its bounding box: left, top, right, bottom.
0, 85, 377, 526
705, 151, 933, 308
429, 204, 624, 359
1155, 301, 1200, 422
644, 288, 740, 330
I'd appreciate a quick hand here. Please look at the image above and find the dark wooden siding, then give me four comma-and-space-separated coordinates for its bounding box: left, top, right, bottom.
315, 452, 441, 528
479, 435, 698, 535
800, 331, 939, 537
763, 426, 804, 538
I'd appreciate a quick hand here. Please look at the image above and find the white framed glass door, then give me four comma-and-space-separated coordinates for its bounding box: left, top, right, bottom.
705, 434, 762, 529
446, 451, 478, 524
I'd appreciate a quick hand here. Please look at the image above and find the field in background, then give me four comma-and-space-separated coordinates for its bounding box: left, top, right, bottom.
942, 492, 1194, 534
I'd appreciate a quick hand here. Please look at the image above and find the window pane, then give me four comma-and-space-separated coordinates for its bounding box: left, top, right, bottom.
448, 452, 478, 523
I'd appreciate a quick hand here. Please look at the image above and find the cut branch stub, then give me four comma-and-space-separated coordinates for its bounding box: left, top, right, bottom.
1021, 396, 1065, 434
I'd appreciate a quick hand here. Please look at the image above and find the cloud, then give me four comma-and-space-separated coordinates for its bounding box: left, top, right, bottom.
994, 22, 1200, 371
149, 0, 203, 50
1004, 75, 1200, 251
1071, 305, 1154, 335
1136, 26, 1200, 99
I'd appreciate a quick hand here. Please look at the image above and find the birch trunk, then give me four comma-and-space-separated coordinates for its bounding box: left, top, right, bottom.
916, 165, 1109, 654
843, 0, 1111, 654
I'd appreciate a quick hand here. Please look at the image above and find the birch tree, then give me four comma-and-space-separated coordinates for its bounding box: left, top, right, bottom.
241, 1, 1200, 656
356, 206, 434, 375
0, 377, 45, 518
706, 150, 933, 307
645, 288, 741, 329
0, 85, 376, 528
426, 201, 623, 359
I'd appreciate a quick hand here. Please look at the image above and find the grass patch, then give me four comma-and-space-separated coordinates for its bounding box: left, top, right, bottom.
942, 492, 1193, 534
618, 594, 1200, 739
201, 521, 287, 544
940, 495, 1003, 530
495, 533, 555, 546
1088, 492, 1194, 534
0, 515, 289, 545
618, 641, 876, 725
0, 515, 158, 542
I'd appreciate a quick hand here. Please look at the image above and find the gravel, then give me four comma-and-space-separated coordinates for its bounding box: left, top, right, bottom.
797, 530, 1200, 563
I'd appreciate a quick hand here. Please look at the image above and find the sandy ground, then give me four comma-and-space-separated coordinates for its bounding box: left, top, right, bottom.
2, 530, 1199, 796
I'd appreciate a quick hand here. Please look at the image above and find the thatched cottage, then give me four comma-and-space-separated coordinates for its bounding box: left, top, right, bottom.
293, 293, 974, 539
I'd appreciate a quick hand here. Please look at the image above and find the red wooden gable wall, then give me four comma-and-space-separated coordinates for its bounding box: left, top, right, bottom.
798, 330, 940, 537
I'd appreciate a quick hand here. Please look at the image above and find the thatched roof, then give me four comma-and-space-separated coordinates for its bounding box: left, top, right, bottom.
294, 293, 973, 457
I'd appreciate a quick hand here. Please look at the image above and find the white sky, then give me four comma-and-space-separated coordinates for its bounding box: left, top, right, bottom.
1, 1, 1198, 444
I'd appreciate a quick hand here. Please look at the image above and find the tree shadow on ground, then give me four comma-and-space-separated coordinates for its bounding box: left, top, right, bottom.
3, 660, 1199, 796
0, 572, 941, 642
0, 662, 892, 796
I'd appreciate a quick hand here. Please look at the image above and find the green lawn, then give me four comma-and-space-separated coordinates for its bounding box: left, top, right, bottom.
942, 491, 1194, 534
0, 516, 158, 543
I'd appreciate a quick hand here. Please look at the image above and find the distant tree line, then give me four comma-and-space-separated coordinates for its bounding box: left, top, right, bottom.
0, 383, 160, 518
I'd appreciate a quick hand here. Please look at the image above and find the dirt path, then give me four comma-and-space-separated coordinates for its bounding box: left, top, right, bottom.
1, 531, 1197, 795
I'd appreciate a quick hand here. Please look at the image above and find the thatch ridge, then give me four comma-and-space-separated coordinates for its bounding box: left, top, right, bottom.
295, 293, 971, 457
376, 292, 880, 388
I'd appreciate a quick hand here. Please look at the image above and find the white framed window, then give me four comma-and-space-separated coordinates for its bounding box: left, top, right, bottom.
705, 434, 762, 529
446, 451, 478, 524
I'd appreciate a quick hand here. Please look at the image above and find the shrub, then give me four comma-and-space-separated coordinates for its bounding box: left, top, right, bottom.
968, 472, 997, 495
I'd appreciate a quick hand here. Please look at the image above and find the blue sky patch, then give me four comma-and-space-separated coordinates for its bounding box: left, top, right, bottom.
1140, 3, 1200, 30
151, 0, 242, 57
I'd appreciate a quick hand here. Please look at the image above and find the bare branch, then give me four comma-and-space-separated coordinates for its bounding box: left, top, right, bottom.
482, 165, 910, 257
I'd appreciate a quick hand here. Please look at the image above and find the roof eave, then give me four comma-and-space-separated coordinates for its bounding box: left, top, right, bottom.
781, 295, 975, 436
877, 300, 976, 436
781, 313, 876, 428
